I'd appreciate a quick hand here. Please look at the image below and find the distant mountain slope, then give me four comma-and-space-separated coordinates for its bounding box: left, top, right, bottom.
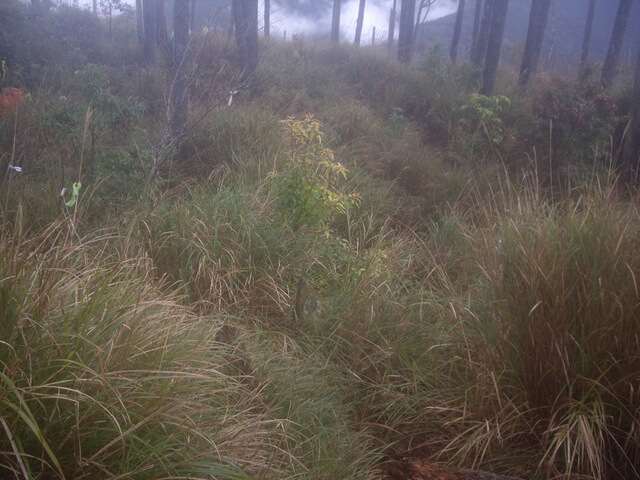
417, 0, 640, 71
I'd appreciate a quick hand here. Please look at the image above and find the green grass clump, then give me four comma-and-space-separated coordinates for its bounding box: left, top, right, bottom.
0, 220, 290, 479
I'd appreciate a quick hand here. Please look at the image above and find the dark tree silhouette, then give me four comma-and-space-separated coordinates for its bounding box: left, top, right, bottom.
470, 0, 493, 67
143, 0, 155, 62
233, 0, 259, 81
264, 0, 270, 36
579, 0, 596, 71
470, 0, 483, 58
480, 0, 508, 96
450, 0, 466, 63
136, 0, 143, 44
172, 0, 189, 153
354, 0, 366, 45
622, 41, 640, 181
388, 0, 397, 55
331, 0, 341, 43
398, 0, 415, 65
602, 0, 633, 88
518, 0, 552, 89
155, 0, 168, 47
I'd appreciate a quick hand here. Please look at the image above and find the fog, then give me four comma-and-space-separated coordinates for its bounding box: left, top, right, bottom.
60, 0, 459, 41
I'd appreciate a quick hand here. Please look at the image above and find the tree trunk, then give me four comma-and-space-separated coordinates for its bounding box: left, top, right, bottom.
136, 0, 144, 44
470, 0, 483, 58
397, 0, 415, 65
388, 0, 397, 55
233, 0, 259, 82
450, 0, 466, 63
602, 0, 633, 88
93, 0, 97, 15
470, 0, 493, 67
354, 0, 366, 46
518, 0, 552, 89
622, 41, 640, 182
480, 0, 508, 96
143, 0, 156, 63
264, 0, 270, 36
155, 0, 169, 47
331, 0, 341, 43
579, 0, 596, 70
172, 0, 190, 156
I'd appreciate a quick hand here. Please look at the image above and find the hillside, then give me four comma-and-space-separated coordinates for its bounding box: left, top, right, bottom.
418, 0, 640, 70
1, 1, 640, 479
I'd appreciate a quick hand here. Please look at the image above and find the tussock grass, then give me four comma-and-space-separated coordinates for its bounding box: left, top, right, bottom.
0, 219, 291, 479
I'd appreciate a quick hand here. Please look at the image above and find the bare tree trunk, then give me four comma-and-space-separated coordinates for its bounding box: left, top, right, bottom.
143, 0, 156, 63
93, 0, 97, 15
480, 0, 508, 96
579, 0, 596, 70
172, 0, 190, 158
331, 0, 341, 43
136, 0, 144, 44
233, 0, 259, 82
518, 0, 552, 89
470, 0, 483, 56
354, 0, 366, 46
156, 0, 169, 47
388, 0, 397, 55
622, 40, 640, 182
264, 0, 270, 36
450, 0, 466, 63
397, 0, 415, 65
602, 0, 633, 88
470, 0, 493, 67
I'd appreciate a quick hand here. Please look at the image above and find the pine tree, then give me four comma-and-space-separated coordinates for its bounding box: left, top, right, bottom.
518, 0, 552, 89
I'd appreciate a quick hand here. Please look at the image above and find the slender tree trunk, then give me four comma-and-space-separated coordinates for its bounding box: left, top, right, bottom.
136, 0, 144, 44
518, 0, 552, 89
470, 0, 483, 57
450, 0, 466, 63
397, 0, 415, 65
354, 0, 366, 46
331, 0, 341, 43
233, 0, 259, 81
622, 41, 640, 182
602, 0, 633, 88
172, 0, 190, 157
388, 0, 397, 55
156, 0, 169, 47
480, 0, 508, 96
93, 0, 97, 15
143, 0, 156, 63
470, 0, 493, 67
579, 0, 596, 70
264, 0, 270, 36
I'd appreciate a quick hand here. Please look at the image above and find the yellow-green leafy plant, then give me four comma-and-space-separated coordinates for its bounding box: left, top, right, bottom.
271, 115, 359, 231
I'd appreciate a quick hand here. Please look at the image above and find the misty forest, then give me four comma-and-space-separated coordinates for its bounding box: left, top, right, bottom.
1, 0, 640, 478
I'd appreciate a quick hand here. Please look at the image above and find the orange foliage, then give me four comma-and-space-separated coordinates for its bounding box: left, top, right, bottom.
0, 87, 24, 120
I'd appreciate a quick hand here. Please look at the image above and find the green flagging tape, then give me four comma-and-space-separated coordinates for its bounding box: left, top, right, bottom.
65, 182, 81, 207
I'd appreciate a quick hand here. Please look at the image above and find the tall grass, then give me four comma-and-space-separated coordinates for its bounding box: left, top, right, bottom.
0, 218, 290, 479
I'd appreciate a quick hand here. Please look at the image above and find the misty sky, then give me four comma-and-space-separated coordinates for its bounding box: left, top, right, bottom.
60, 0, 459, 41
271, 0, 458, 41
